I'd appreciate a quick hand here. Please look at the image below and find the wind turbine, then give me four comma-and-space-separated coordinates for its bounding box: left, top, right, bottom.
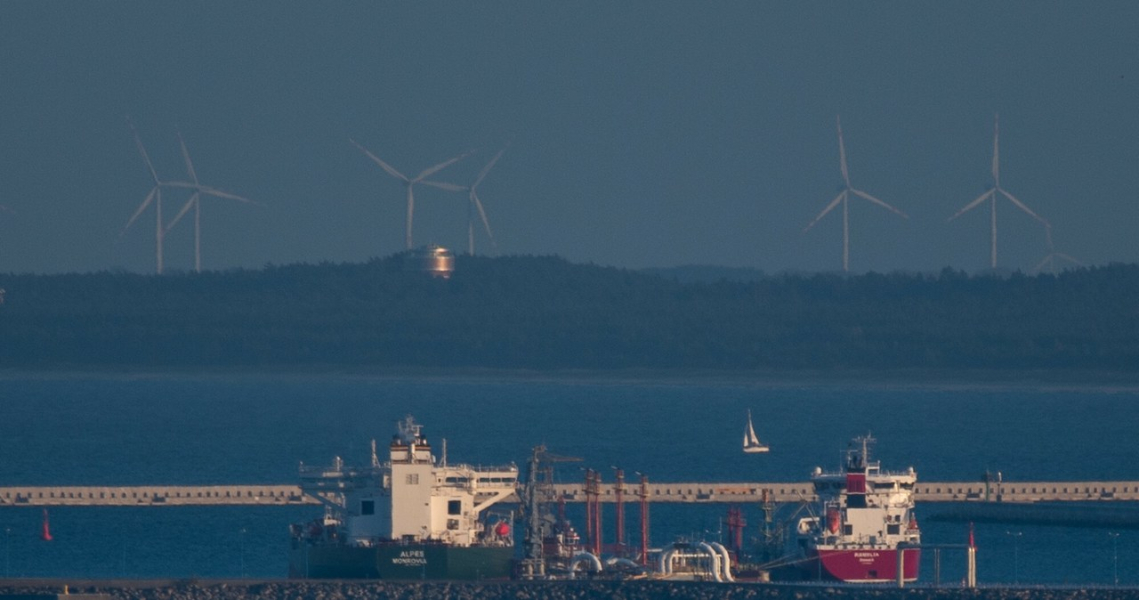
424, 145, 508, 255
949, 114, 1049, 269
1032, 223, 1083, 274
121, 119, 191, 275
165, 130, 257, 273
350, 140, 470, 250
803, 115, 908, 272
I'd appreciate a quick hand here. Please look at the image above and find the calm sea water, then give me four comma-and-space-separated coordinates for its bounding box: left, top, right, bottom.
0, 372, 1137, 585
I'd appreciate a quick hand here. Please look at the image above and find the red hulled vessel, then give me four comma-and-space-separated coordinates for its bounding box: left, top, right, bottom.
796, 435, 921, 583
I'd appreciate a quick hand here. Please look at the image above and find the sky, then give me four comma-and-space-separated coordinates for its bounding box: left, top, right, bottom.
1, 2, 1136, 275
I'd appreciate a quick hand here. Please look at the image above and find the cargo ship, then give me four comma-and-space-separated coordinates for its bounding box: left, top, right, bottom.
288, 416, 517, 579
795, 435, 921, 583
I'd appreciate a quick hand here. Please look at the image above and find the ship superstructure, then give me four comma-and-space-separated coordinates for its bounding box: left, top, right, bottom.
289, 416, 518, 579
796, 435, 920, 583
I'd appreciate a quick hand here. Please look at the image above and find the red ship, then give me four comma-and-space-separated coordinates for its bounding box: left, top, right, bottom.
796, 435, 921, 583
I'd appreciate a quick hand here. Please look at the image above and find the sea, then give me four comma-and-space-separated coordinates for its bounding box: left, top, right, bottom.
0, 372, 1137, 587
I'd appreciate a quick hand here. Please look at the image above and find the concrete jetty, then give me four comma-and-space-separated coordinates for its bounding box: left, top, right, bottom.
2, 480, 1139, 507
0, 485, 311, 507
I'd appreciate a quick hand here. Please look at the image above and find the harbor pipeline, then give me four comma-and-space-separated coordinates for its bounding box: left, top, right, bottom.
2, 481, 1139, 507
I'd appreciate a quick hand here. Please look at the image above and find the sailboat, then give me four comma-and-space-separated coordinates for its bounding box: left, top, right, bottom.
743, 410, 769, 453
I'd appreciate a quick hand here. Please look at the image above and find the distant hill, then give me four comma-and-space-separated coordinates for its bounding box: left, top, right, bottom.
1, 255, 1136, 372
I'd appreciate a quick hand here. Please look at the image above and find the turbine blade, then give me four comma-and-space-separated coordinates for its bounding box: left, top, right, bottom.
850, 188, 908, 219
200, 186, 259, 205
127, 117, 161, 185
999, 188, 1047, 225
177, 130, 200, 185
421, 180, 467, 193
992, 113, 1000, 185
472, 191, 497, 251
121, 187, 157, 237
472, 145, 508, 189
350, 139, 409, 182
948, 190, 993, 222
1031, 255, 1052, 274
413, 150, 472, 182
803, 191, 845, 232
166, 192, 198, 232
1056, 252, 1083, 266
836, 115, 850, 186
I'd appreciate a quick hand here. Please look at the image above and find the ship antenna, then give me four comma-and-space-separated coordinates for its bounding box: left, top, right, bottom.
442, 438, 448, 468
370, 439, 379, 468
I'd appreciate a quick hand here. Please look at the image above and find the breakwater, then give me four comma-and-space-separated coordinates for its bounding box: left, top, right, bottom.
5, 481, 1139, 507
1, 580, 1137, 600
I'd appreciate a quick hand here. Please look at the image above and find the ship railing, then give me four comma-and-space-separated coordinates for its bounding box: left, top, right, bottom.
812, 467, 915, 479
440, 462, 518, 474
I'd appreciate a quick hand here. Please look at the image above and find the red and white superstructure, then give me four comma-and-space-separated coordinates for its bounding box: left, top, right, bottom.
796, 435, 921, 583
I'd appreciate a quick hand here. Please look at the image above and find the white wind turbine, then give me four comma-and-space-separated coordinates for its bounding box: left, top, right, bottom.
120, 119, 192, 274
1032, 223, 1083, 274
949, 114, 1049, 269
350, 140, 470, 250
165, 131, 257, 273
803, 115, 908, 272
424, 145, 508, 255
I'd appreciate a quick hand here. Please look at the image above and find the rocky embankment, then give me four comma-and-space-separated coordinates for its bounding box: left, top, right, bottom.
3, 581, 1138, 600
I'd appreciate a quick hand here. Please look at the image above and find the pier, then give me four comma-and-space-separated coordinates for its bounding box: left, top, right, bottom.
0, 485, 311, 507
2, 481, 1139, 507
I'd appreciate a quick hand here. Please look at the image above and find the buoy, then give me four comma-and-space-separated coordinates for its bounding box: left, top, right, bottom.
494, 522, 510, 537
41, 508, 53, 541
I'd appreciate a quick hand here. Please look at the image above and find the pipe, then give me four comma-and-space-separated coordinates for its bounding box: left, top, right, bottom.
697, 542, 722, 583
710, 542, 734, 582
606, 557, 640, 570
658, 548, 676, 575
568, 551, 603, 579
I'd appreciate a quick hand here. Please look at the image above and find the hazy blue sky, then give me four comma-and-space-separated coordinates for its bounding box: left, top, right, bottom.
1, 2, 1136, 274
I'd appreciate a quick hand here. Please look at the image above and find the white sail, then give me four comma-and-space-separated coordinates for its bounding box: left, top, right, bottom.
743, 410, 769, 453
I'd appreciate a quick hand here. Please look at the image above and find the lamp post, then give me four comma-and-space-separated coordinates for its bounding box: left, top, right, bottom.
1109, 532, 1120, 586
1005, 531, 1022, 584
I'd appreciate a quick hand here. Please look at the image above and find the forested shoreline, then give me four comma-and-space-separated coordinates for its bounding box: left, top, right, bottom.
0, 256, 1136, 372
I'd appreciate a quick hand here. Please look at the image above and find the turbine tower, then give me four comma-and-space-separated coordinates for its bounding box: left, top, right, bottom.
165, 130, 257, 273
949, 114, 1049, 269
803, 115, 908, 272
1032, 223, 1082, 274
121, 119, 192, 275
351, 140, 470, 250
424, 145, 508, 255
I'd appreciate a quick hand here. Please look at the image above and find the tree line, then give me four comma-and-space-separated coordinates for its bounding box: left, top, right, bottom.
1, 256, 1136, 372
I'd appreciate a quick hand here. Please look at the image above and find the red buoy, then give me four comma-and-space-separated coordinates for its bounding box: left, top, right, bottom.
41, 508, 53, 541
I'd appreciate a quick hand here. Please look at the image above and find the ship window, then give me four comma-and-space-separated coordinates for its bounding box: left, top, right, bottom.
448, 500, 461, 515
447, 519, 459, 530
406, 474, 419, 485
361, 500, 374, 516
843, 524, 853, 535
887, 524, 900, 535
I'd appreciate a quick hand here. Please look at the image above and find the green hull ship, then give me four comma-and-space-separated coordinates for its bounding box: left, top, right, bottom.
288, 542, 514, 580
289, 417, 518, 580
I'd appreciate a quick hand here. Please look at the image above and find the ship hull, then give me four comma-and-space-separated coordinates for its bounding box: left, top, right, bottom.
804, 547, 920, 583
288, 542, 513, 580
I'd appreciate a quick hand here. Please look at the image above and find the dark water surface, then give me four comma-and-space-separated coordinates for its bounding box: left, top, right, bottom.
0, 372, 1136, 584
